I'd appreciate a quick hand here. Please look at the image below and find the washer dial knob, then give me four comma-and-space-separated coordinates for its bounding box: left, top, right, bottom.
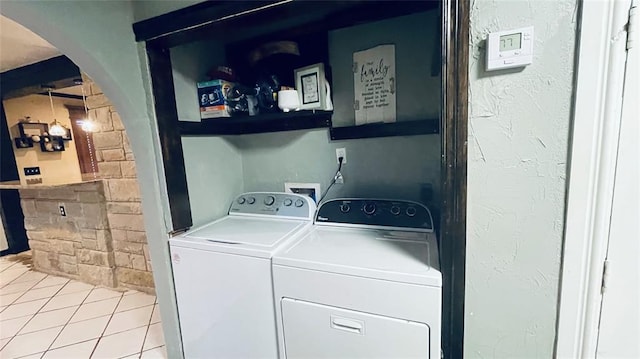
237, 197, 246, 204
294, 199, 304, 207
340, 203, 351, 213
363, 202, 376, 215
390, 206, 401, 215
264, 196, 275, 206
284, 199, 293, 206
406, 206, 417, 217
247, 197, 256, 205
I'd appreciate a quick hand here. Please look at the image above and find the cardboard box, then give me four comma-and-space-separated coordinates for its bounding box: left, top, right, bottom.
197, 80, 234, 119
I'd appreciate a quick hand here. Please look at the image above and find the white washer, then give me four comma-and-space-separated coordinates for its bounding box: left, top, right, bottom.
169, 192, 316, 359
273, 198, 441, 359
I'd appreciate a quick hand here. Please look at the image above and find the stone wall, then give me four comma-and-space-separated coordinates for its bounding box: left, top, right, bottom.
20, 181, 116, 287
19, 76, 156, 293
83, 77, 154, 292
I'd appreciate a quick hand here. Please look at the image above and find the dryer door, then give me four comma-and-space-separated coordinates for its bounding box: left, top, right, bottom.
281, 298, 430, 358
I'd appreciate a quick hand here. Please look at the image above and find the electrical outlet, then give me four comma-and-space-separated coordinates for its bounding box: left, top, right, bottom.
336, 148, 347, 164
59, 205, 66, 217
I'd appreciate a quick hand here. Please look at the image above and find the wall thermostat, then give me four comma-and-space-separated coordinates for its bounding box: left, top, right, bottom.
486, 26, 534, 71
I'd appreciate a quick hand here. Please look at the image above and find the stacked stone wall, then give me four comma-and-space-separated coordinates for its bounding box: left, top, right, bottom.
20, 181, 116, 287
84, 77, 154, 292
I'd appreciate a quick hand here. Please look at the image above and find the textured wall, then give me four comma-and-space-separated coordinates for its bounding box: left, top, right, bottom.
0, 2, 183, 357
465, 0, 577, 357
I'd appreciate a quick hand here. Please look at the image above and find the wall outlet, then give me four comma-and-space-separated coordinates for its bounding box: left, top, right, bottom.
24, 167, 41, 176
336, 148, 347, 164
59, 205, 66, 217
285, 182, 322, 203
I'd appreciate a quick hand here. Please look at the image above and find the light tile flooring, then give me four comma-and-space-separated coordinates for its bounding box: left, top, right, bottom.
0, 253, 166, 358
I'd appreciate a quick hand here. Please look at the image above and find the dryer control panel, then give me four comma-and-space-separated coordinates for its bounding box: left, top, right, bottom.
228, 192, 316, 220
315, 199, 434, 232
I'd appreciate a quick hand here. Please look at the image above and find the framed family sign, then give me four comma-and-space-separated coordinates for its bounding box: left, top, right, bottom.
353, 44, 396, 125
294, 63, 327, 110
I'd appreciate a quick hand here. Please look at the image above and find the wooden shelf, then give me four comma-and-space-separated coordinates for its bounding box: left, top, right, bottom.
178, 110, 332, 136
330, 118, 439, 140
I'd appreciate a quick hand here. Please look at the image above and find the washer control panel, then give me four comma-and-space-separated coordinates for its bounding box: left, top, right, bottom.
316, 198, 434, 232
228, 192, 316, 219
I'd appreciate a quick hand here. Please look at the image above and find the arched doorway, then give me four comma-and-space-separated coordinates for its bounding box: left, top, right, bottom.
0, 3, 183, 358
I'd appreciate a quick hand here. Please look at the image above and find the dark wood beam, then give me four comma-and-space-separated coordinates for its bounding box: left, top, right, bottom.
132, 0, 284, 43
134, 0, 437, 49
146, 46, 193, 232
0, 56, 81, 100
440, 0, 469, 358
36, 92, 83, 100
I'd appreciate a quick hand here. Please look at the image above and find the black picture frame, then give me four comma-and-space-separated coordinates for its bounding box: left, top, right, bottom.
18, 122, 48, 138
39, 136, 65, 152
59, 126, 72, 141
14, 137, 34, 149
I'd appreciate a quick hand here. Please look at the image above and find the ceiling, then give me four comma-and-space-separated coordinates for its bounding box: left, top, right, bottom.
0, 15, 83, 97
0, 15, 61, 73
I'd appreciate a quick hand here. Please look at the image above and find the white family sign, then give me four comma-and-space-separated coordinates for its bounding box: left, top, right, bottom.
353, 44, 396, 125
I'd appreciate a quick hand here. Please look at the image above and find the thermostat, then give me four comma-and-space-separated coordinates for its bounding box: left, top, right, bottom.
486, 26, 534, 71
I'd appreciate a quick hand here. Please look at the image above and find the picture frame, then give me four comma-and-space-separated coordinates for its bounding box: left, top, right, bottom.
58, 126, 73, 141
294, 63, 327, 110
14, 137, 34, 149
39, 136, 65, 152
18, 122, 48, 138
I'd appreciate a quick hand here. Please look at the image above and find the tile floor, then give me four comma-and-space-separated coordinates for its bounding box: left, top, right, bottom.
0, 253, 166, 358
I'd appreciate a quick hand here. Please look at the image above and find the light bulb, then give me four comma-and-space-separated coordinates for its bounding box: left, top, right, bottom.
78, 119, 95, 132
49, 123, 66, 136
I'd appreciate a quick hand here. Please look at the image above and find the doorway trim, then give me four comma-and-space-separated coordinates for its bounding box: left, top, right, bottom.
440, 0, 469, 358
555, 0, 632, 357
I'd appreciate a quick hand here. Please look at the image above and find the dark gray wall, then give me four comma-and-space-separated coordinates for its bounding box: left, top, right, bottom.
175, 11, 441, 226
330, 11, 440, 127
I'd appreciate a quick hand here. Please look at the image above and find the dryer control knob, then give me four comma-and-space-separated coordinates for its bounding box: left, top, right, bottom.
294, 199, 304, 207
390, 206, 401, 215
340, 203, 351, 213
363, 202, 376, 215
264, 196, 275, 206
237, 197, 246, 204
406, 206, 417, 217
247, 197, 256, 205
284, 199, 293, 206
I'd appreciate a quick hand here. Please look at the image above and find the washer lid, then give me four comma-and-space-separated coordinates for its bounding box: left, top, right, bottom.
273, 227, 441, 287
172, 216, 309, 256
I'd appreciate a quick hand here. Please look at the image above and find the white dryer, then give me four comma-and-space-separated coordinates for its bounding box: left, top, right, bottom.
169, 192, 316, 359
273, 198, 441, 359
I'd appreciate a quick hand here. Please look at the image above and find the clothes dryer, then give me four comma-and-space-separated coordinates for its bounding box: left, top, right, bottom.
273, 198, 441, 359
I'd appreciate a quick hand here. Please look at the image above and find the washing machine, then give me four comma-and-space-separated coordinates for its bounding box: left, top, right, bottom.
272, 198, 441, 359
169, 192, 316, 359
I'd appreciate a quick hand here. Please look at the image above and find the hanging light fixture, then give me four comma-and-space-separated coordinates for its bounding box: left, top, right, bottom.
78, 82, 95, 132
47, 89, 67, 136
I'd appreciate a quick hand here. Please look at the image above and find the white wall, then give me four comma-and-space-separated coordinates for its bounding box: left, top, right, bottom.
466, 0, 577, 357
